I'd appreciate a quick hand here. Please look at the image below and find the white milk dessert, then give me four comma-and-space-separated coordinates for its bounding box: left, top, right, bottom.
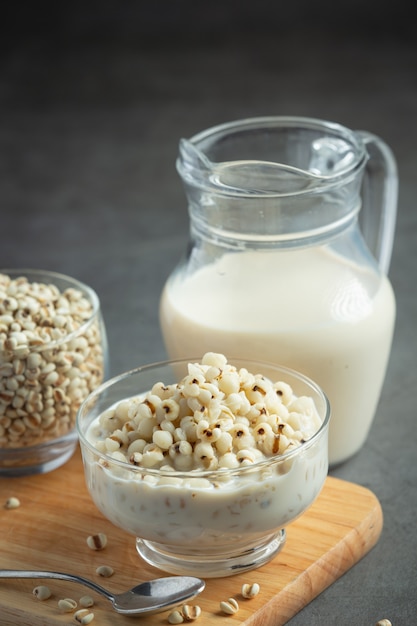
81, 353, 329, 576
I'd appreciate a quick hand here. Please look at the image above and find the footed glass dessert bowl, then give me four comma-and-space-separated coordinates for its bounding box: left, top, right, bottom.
77, 353, 330, 577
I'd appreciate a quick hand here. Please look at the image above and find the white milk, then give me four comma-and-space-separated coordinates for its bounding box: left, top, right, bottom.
160, 246, 395, 465
83, 432, 328, 548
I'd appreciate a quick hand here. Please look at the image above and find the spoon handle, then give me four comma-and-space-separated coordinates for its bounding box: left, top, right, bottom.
0, 569, 114, 602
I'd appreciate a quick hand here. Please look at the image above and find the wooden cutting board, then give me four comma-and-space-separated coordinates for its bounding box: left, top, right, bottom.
0, 447, 382, 626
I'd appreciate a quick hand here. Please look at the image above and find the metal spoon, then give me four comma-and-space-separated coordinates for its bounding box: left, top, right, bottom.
0, 569, 205, 615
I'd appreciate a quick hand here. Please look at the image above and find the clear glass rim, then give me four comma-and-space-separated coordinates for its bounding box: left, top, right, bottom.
178, 115, 367, 197
0, 268, 101, 350
77, 356, 331, 480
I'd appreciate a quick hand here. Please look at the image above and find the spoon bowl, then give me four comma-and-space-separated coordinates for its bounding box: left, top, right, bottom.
0, 569, 205, 615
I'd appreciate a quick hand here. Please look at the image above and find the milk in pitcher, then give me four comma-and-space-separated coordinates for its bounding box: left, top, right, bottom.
160, 245, 395, 465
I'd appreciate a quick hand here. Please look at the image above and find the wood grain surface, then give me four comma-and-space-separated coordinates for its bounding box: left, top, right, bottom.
0, 448, 383, 626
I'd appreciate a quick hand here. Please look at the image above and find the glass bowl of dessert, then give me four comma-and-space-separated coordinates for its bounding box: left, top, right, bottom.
0, 269, 109, 476
77, 353, 330, 578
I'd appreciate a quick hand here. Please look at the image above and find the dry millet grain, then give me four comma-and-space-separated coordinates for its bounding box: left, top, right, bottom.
95, 565, 114, 577
4, 496, 20, 509
241, 582, 260, 598
86, 532, 107, 550
219, 598, 239, 615
181, 604, 201, 620
58, 597, 78, 612
74, 608, 95, 624
33, 585, 51, 600
168, 610, 184, 624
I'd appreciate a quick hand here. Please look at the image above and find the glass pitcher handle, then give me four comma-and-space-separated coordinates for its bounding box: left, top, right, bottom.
356, 131, 398, 274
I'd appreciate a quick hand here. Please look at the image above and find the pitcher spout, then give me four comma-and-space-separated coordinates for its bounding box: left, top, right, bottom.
178, 129, 364, 197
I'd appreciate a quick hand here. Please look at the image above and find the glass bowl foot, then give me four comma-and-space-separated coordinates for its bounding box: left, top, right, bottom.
136, 529, 286, 578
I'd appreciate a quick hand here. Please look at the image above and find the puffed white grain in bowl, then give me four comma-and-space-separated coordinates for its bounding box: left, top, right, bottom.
0, 269, 109, 476
77, 353, 330, 577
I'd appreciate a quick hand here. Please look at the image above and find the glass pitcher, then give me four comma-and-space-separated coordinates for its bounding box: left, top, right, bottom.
159, 117, 397, 465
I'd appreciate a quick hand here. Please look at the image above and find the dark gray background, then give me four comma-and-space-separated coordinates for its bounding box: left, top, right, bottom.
1, 2, 416, 624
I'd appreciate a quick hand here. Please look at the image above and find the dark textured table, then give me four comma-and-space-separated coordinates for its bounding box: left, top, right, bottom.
1, 3, 416, 624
